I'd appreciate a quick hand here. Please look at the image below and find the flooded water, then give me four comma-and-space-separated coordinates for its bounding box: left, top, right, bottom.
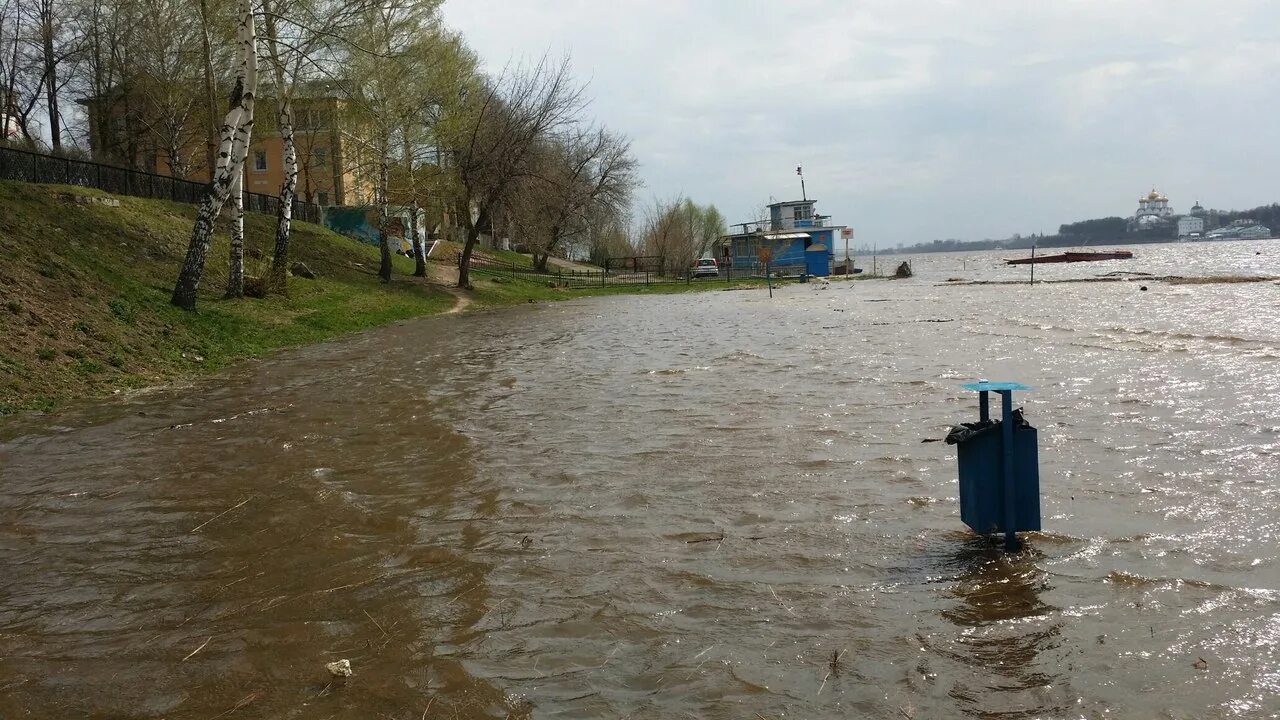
2, 240, 1278, 719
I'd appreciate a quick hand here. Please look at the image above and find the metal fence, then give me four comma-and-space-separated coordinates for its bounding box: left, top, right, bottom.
602, 255, 665, 275
0, 144, 320, 224
455, 253, 774, 288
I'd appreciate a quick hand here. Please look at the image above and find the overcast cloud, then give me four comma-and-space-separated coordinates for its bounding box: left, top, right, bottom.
441, 1, 1280, 246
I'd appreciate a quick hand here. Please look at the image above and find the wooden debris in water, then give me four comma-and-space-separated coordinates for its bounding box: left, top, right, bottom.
180, 636, 212, 662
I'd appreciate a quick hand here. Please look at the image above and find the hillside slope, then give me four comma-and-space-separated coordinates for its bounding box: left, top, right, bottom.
0, 182, 454, 414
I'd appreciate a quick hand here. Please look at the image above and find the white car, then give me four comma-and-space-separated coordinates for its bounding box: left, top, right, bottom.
692, 258, 719, 278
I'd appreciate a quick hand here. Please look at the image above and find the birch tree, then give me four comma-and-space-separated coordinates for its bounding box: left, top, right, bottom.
259, 0, 300, 292
385, 27, 476, 278
340, 1, 443, 283
225, 159, 248, 296
170, 0, 256, 311
259, 0, 366, 292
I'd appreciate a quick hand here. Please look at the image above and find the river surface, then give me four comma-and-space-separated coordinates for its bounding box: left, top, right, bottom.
2, 240, 1278, 719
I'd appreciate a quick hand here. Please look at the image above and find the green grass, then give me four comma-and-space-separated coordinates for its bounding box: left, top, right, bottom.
0, 181, 453, 415
0, 181, 789, 416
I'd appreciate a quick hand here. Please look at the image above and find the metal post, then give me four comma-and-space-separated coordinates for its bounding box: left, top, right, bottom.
978, 390, 989, 423
645, 270, 649, 286
1030, 245, 1036, 286
1000, 390, 1019, 551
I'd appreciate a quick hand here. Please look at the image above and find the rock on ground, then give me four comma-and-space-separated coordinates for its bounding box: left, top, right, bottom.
325, 659, 353, 678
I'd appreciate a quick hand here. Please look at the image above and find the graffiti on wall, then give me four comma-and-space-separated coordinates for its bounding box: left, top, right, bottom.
323, 206, 411, 252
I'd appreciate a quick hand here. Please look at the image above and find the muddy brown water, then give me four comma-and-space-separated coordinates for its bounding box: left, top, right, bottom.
2, 241, 1279, 718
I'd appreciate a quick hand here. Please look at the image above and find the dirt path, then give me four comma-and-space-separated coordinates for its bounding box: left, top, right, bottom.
442, 286, 472, 314
424, 240, 471, 313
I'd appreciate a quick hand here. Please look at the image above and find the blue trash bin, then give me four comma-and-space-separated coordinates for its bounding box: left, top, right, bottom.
954, 382, 1040, 549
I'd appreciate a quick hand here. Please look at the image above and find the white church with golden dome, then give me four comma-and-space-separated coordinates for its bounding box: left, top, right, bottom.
1134, 188, 1173, 226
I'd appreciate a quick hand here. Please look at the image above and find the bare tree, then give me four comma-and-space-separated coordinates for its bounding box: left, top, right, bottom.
585, 206, 635, 267
511, 126, 637, 271
31, 0, 73, 149
170, 0, 257, 311
1, 0, 78, 147
0, 0, 46, 145
132, 0, 206, 176
446, 54, 584, 288
638, 196, 726, 275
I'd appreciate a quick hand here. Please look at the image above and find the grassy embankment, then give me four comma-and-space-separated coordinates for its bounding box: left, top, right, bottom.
0, 182, 747, 414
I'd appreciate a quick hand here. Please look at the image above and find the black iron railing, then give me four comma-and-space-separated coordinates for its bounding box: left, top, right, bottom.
453, 252, 769, 288
0, 144, 320, 224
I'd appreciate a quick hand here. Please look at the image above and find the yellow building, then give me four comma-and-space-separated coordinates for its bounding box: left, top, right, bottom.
79, 91, 375, 207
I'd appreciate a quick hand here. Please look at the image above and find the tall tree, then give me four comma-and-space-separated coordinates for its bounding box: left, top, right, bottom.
341, 0, 443, 283
259, 0, 371, 291
170, 0, 256, 311
444, 54, 584, 288
512, 126, 637, 271
0, 0, 44, 144
225, 159, 247, 296
33, 0, 65, 149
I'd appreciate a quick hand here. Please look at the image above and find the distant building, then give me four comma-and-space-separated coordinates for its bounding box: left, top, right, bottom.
720, 199, 846, 277
1177, 215, 1205, 237
1207, 219, 1271, 241
1, 103, 21, 141
1133, 188, 1173, 228
1189, 200, 1206, 217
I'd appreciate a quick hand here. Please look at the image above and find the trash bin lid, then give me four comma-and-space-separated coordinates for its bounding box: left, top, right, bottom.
961, 381, 1031, 392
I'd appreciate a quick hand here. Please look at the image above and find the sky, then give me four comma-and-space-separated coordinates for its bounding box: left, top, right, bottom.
440, 0, 1280, 247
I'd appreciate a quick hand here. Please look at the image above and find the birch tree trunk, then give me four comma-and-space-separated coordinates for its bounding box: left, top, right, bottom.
225, 170, 246, 297
264, 4, 297, 293
377, 156, 392, 283
410, 200, 425, 277
268, 101, 298, 291
171, 3, 257, 311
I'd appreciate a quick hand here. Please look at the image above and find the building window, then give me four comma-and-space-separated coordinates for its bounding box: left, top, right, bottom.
295, 107, 328, 131
317, 191, 329, 206
794, 206, 803, 220
253, 150, 267, 171
311, 148, 327, 168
